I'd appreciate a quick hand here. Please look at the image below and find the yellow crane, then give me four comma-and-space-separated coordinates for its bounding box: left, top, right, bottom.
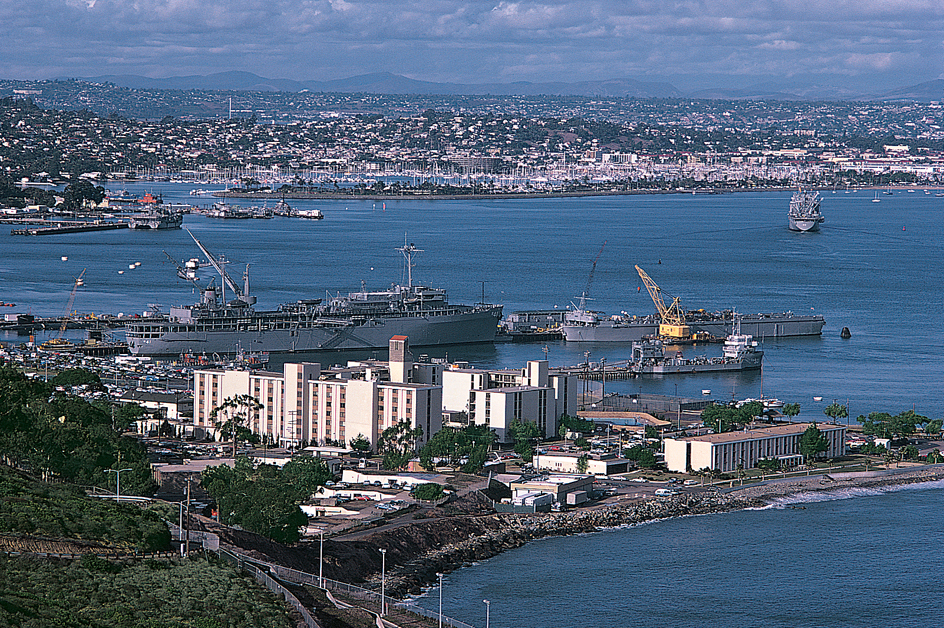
635, 265, 691, 338
58, 268, 86, 338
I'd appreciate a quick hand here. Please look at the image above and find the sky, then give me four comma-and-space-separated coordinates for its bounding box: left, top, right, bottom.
2, 0, 943, 93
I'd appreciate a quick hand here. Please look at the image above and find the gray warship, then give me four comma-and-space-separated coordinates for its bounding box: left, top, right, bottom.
125, 232, 502, 356
788, 189, 825, 232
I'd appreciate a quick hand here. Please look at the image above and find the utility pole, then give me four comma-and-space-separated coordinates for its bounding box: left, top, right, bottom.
185, 476, 192, 555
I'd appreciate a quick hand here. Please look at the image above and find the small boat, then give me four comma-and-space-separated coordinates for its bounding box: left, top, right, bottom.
702, 389, 711, 395
872, 192, 880, 203
296, 209, 324, 220
813, 396, 823, 401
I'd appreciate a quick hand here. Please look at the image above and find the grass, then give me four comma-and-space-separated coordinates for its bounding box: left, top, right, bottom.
0, 554, 294, 628
0, 466, 170, 553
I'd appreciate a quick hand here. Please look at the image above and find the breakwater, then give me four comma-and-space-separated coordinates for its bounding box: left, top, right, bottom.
374, 492, 755, 597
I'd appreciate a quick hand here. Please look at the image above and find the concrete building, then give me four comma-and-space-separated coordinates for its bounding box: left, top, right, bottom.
663, 422, 847, 473
533, 451, 631, 476
443, 359, 577, 442
192, 337, 578, 454
194, 341, 440, 451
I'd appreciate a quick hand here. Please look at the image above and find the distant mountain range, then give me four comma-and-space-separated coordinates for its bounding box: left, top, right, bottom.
73, 70, 944, 102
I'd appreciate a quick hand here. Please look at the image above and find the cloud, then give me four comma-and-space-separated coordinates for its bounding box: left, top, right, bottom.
1, 0, 941, 91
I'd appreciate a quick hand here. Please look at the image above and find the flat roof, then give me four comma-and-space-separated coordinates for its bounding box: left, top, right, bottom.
674, 422, 845, 444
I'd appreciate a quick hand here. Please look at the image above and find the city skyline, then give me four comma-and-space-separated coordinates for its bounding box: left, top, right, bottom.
2, 0, 942, 96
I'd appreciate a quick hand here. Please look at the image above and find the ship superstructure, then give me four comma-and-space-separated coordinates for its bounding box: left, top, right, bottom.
125, 233, 502, 356
788, 189, 825, 232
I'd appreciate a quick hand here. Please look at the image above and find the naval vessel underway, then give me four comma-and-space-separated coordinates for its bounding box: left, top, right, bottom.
788, 189, 825, 232
125, 232, 502, 356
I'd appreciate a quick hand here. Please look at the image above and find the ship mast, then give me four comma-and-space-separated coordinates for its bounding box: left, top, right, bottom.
397, 238, 423, 289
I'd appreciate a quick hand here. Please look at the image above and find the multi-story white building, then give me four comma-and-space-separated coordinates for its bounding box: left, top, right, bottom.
443, 359, 577, 443
663, 422, 847, 473
194, 336, 577, 451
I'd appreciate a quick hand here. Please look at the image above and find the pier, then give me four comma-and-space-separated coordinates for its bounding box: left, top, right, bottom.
11, 221, 129, 236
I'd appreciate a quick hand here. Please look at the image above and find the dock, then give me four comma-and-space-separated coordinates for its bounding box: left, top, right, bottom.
11, 221, 129, 235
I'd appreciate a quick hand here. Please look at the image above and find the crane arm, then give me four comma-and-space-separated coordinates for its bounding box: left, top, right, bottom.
59, 269, 86, 337
186, 229, 243, 299
635, 265, 687, 327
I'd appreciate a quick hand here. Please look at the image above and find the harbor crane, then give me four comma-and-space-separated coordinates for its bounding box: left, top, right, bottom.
57, 268, 86, 339
635, 265, 691, 338
574, 241, 606, 310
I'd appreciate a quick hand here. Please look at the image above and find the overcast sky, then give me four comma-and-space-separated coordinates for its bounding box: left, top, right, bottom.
2, 0, 942, 92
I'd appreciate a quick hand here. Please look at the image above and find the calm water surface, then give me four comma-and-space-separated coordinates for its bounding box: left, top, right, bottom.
412, 481, 944, 628
1, 186, 941, 417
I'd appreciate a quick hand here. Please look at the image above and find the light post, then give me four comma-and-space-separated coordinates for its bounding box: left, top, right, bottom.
484, 599, 490, 628
105, 467, 132, 502
379, 548, 386, 617
315, 528, 324, 588
437, 572, 443, 628
675, 383, 680, 431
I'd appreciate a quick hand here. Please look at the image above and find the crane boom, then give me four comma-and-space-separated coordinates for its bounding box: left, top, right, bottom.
58, 269, 86, 338
575, 241, 607, 310
186, 229, 255, 307
635, 265, 690, 338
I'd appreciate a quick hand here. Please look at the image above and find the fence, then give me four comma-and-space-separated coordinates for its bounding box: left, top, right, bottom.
219, 549, 322, 628
263, 562, 475, 628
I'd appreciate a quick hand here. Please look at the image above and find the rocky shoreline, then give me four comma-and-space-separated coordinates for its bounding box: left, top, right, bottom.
368, 466, 944, 598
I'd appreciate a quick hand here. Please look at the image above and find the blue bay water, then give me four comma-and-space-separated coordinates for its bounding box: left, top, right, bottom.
412, 481, 944, 628
0, 186, 941, 418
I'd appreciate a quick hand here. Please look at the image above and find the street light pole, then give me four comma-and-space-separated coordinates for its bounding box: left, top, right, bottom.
319, 529, 324, 588
379, 548, 386, 617
484, 599, 490, 628
105, 467, 132, 502
675, 383, 680, 431
437, 572, 443, 628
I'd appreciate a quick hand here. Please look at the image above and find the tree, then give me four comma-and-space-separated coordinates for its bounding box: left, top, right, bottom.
701, 405, 738, 433
509, 419, 541, 462
349, 433, 372, 456
576, 454, 589, 474
757, 458, 779, 479
412, 483, 445, 501
210, 394, 263, 458
201, 456, 310, 543
62, 179, 105, 210
782, 403, 801, 418
799, 423, 829, 465
824, 403, 849, 423
637, 449, 657, 469
378, 421, 423, 470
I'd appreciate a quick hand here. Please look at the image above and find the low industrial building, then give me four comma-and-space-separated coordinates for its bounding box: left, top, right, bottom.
663, 422, 847, 473
507, 474, 595, 504
533, 451, 631, 476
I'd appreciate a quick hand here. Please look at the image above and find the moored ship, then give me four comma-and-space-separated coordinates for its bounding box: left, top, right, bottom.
125, 233, 503, 356
788, 189, 825, 232
629, 332, 763, 375
561, 308, 823, 341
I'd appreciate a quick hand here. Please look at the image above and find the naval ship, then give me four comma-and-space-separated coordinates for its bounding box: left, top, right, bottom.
561, 308, 824, 342
788, 189, 825, 232
125, 232, 502, 356
629, 332, 763, 375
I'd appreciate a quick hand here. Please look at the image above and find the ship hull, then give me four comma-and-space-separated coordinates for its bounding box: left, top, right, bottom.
788, 217, 821, 232
636, 353, 763, 374
562, 313, 824, 342
127, 307, 502, 356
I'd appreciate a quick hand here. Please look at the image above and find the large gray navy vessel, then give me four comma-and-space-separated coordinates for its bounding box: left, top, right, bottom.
561, 308, 824, 342
788, 189, 825, 232
125, 233, 502, 356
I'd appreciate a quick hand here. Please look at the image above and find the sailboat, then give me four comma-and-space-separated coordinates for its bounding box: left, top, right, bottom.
872, 191, 880, 203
